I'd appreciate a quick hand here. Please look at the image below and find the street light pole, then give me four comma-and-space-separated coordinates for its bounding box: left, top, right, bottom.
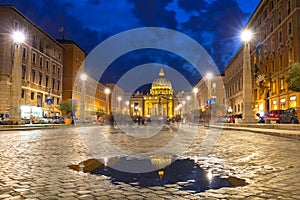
104, 88, 110, 114
10, 31, 25, 124
241, 30, 255, 123
80, 73, 87, 123
206, 72, 213, 100
193, 88, 198, 109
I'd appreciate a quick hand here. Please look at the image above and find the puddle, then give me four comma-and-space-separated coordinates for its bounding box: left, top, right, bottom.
69, 157, 247, 193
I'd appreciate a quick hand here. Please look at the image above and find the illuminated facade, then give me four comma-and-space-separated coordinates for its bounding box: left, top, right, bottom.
0, 6, 63, 122
129, 69, 175, 119
225, 0, 300, 115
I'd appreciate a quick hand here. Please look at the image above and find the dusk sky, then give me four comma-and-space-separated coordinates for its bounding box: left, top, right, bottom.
1, 0, 261, 86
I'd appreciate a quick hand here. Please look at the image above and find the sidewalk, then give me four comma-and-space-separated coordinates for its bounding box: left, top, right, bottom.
209, 123, 300, 140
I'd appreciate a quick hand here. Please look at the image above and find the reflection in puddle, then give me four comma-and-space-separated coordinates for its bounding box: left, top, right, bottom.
69, 157, 247, 193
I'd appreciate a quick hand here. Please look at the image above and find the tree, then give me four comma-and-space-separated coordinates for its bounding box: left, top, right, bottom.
58, 100, 77, 117
286, 63, 300, 92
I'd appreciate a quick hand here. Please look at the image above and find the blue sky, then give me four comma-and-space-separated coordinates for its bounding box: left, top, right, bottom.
1, 0, 261, 85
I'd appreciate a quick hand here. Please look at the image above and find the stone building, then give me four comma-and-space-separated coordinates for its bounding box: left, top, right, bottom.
225, 0, 300, 116
129, 69, 178, 120
195, 74, 226, 116
0, 6, 64, 122
58, 40, 108, 121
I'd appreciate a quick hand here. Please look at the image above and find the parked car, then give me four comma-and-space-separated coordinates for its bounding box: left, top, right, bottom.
264, 110, 285, 123
0, 114, 10, 124
53, 116, 65, 124
278, 108, 299, 124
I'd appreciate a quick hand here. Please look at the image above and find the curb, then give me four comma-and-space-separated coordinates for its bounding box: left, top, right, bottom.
209, 125, 300, 140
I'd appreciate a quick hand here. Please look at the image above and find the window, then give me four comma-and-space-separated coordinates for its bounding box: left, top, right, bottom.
58, 52, 61, 61
278, 30, 282, 43
52, 78, 55, 90
14, 21, 19, 30
288, 47, 293, 64
46, 60, 49, 70
280, 78, 284, 90
288, 21, 292, 35
270, 1, 274, 11
21, 90, 25, 98
57, 67, 60, 76
39, 56, 43, 68
32, 52, 36, 63
22, 47, 27, 59
31, 70, 36, 83
272, 81, 276, 94
287, 0, 291, 14
53, 49, 56, 57
57, 98, 60, 105
278, 11, 282, 24
39, 73, 42, 85
52, 64, 56, 74
22, 65, 26, 80
57, 80, 60, 90
279, 54, 283, 69
31, 92, 34, 100
271, 60, 275, 72
45, 76, 49, 87
270, 20, 274, 32
76, 58, 78, 65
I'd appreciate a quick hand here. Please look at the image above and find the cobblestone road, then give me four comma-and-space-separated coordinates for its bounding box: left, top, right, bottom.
0, 124, 299, 199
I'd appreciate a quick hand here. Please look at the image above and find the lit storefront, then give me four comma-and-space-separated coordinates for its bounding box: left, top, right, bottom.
289, 96, 297, 108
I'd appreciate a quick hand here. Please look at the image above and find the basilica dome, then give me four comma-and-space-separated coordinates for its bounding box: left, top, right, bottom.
150, 69, 173, 95
151, 69, 172, 90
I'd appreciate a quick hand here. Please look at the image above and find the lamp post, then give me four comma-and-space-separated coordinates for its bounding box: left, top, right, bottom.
193, 88, 198, 109
80, 73, 87, 123
206, 72, 213, 100
241, 30, 254, 123
125, 100, 129, 115
117, 96, 122, 113
104, 88, 110, 114
10, 31, 25, 123
186, 95, 191, 113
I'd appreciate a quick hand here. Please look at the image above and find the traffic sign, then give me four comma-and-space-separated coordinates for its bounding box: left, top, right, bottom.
46, 98, 53, 105
210, 97, 216, 104
206, 100, 211, 105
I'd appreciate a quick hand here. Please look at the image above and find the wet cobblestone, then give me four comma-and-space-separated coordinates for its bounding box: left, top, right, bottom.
0, 125, 299, 199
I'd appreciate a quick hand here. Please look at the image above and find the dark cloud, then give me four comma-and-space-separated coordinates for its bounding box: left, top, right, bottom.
1, 0, 255, 81
177, 0, 207, 12
128, 0, 177, 29
178, 0, 248, 70
86, 0, 101, 5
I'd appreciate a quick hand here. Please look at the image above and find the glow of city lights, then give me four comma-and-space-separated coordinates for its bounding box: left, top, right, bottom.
241, 30, 252, 43
117, 96, 122, 101
13, 31, 25, 44
104, 88, 110, 94
207, 169, 213, 181
193, 88, 198, 94
186, 96, 191, 101
125, 101, 129, 106
206, 72, 213, 80
80, 73, 87, 81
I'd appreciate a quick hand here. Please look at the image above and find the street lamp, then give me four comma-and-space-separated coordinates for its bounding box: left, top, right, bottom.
241, 29, 254, 123
104, 88, 110, 114
117, 96, 122, 113
80, 73, 87, 123
10, 31, 25, 123
186, 95, 191, 113
193, 88, 198, 109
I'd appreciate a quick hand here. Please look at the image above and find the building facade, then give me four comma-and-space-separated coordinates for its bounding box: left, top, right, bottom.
59, 40, 107, 121
225, 0, 300, 116
195, 75, 226, 116
0, 6, 64, 122
128, 69, 178, 120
